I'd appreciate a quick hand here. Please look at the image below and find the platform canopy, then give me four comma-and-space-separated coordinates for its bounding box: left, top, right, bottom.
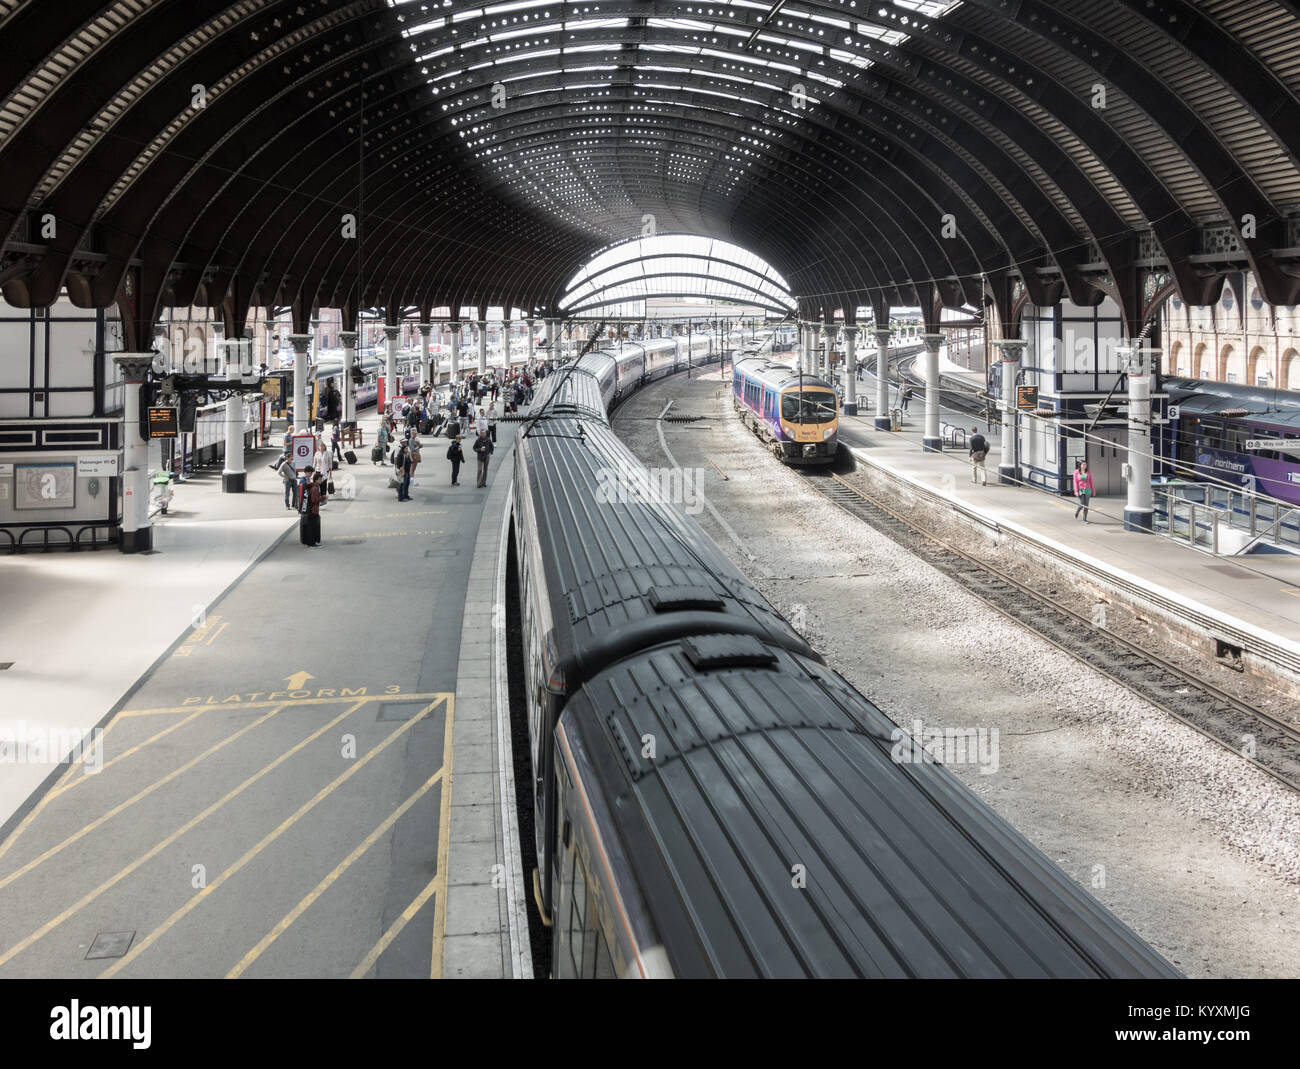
2, 0, 1300, 347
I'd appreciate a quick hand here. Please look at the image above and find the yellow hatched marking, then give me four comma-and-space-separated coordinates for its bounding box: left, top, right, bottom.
0, 700, 365, 971
0, 706, 287, 896
226, 765, 444, 978
99, 696, 446, 977
0, 709, 207, 866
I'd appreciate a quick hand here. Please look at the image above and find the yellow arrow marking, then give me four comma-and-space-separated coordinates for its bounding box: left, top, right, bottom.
284, 671, 314, 690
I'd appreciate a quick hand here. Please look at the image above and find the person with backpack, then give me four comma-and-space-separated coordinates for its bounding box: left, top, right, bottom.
446, 436, 465, 486
1074, 459, 1095, 522
298, 467, 326, 546
900, 384, 913, 413
968, 427, 989, 486
393, 441, 412, 501
473, 428, 494, 488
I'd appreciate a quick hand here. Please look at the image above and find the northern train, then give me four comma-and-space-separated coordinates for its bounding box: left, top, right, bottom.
1163, 376, 1300, 507
732, 356, 839, 464
510, 333, 1178, 978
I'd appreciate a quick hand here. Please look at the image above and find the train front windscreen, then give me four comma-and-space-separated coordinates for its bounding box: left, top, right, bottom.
782, 390, 837, 423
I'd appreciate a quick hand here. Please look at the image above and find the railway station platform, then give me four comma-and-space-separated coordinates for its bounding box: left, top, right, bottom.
845, 369, 1300, 683
0, 413, 527, 978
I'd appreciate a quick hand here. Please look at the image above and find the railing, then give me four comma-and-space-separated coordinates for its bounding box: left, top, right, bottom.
1153, 481, 1300, 554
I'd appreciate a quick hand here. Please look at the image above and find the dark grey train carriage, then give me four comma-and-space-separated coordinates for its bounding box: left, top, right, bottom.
510, 344, 1179, 978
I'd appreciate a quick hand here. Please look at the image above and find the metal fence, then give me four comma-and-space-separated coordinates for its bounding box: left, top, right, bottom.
1153, 480, 1300, 555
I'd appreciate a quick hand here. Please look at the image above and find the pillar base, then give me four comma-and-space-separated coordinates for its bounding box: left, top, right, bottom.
922, 436, 944, 453
874, 416, 891, 430
222, 471, 246, 493
998, 464, 1018, 486
1123, 508, 1153, 532
118, 526, 153, 554
843, 402, 857, 416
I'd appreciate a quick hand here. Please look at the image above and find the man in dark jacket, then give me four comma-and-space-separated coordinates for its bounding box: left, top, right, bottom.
968, 427, 990, 486
299, 467, 327, 545
447, 437, 464, 486
473, 429, 494, 488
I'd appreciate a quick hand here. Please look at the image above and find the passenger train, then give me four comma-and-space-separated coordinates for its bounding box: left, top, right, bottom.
732, 356, 839, 464
1163, 376, 1300, 507
509, 333, 1178, 978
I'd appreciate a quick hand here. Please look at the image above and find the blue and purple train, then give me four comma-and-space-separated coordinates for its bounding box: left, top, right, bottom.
732, 356, 839, 464
1163, 377, 1300, 507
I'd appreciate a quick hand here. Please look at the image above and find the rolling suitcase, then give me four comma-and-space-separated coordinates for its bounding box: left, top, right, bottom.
370, 444, 383, 463
344, 450, 357, 465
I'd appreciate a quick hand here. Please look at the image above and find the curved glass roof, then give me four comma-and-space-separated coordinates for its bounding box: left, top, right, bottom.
560, 234, 796, 315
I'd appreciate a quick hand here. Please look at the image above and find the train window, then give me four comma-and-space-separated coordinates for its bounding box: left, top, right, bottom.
568, 851, 587, 978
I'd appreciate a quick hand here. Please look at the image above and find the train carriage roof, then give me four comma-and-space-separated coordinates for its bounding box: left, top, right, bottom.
1165, 376, 1300, 428
733, 358, 834, 393
564, 643, 1180, 979
514, 417, 818, 692
526, 354, 613, 424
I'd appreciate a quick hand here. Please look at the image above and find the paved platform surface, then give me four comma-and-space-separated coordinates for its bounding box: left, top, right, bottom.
846, 366, 1300, 671
0, 411, 523, 977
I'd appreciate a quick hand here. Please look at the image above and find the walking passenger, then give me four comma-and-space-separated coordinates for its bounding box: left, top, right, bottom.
1074, 460, 1095, 523
473, 428, 494, 488
900, 384, 913, 413
447, 436, 465, 486
968, 427, 989, 486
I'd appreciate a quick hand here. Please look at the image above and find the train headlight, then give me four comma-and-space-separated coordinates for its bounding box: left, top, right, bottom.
823, 426, 834, 440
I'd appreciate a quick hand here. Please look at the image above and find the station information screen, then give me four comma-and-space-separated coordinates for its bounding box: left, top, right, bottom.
147, 406, 179, 438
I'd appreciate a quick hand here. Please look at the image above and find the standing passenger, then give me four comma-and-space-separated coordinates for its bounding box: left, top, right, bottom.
473, 428, 494, 488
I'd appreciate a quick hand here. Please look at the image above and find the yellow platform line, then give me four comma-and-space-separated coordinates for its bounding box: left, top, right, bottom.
118, 692, 451, 718
226, 765, 444, 978
430, 693, 456, 978
0, 700, 365, 971
0, 705, 287, 895
0, 709, 207, 867
100, 696, 447, 978
350, 872, 441, 980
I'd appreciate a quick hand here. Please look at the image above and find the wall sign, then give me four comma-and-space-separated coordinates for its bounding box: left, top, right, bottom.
14, 463, 75, 510
76, 453, 121, 477
1016, 385, 1039, 410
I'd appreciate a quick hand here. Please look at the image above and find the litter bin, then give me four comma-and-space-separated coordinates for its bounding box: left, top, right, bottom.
889, 407, 902, 431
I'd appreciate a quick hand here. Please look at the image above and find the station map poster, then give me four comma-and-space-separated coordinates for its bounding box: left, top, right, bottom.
14, 462, 75, 510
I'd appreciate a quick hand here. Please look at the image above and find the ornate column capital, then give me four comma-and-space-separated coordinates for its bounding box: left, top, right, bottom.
287, 333, 312, 354
382, 325, 400, 341
113, 354, 155, 382
992, 338, 1027, 360
922, 332, 944, 349
842, 325, 859, 340
417, 323, 433, 337
339, 331, 358, 347
874, 329, 892, 345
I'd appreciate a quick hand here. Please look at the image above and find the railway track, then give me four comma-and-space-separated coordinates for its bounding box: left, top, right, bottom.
806, 469, 1300, 792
